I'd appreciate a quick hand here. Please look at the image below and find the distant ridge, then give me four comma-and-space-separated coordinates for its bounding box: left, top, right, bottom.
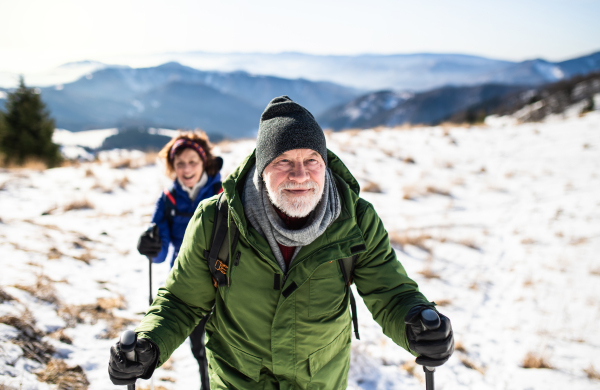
31, 62, 360, 135
122, 50, 600, 91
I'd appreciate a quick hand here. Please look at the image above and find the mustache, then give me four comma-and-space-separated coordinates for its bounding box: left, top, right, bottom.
278, 180, 319, 191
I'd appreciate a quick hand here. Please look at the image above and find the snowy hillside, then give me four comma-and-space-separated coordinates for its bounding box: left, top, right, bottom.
1, 112, 599, 389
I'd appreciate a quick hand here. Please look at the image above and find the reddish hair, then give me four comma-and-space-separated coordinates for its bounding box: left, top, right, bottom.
158, 130, 219, 178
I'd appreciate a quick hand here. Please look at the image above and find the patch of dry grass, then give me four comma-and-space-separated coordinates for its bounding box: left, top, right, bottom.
91, 181, 113, 193
48, 247, 64, 260
41, 204, 58, 215
116, 175, 130, 189
13, 274, 60, 304
49, 328, 73, 345
84, 167, 95, 178
73, 251, 94, 265
584, 365, 600, 380
59, 295, 133, 339
63, 199, 94, 212
389, 231, 432, 253
402, 185, 423, 200
457, 238, 480, 250
159, 377, 177, 383
521, 238, 536, 245
160, 357, 174, 371
138, 386, 170, 390
0, 288, 16, 303
418, 265, 441, 279
110, 158, 134, 169
399, 360, 420, 379
36, 359, 89, 390
425, 185, 452, 197
402, 156, 416, 164
362, 181, 382, 193
570, 237, 588, 245
522, 351, 553, 369
434, 299, 452, 307
0, 310, 55, 364
1, 158, 48, 171
144, 151, 159, 166
460, 355, 486, 374
455, 341, 467, 353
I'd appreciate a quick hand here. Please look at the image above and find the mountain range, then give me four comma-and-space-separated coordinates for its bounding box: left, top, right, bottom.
0, 50, 599, 138
317, 84, 526, 130
96, 50, 600, 91
30, 62, 361, 136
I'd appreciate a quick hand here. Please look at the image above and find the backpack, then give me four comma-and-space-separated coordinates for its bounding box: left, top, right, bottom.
205, 192, 361, 340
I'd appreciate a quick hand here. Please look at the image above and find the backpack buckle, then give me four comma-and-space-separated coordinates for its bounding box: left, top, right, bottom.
215, 259, 228, 275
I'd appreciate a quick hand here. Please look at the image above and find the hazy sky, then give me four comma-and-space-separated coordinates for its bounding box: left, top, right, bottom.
1, 0, 599, 72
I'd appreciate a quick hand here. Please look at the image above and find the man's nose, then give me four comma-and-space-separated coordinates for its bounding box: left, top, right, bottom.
290, 163, 308, 181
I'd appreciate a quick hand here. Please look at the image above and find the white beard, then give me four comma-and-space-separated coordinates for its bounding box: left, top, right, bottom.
265, 179, 324, 218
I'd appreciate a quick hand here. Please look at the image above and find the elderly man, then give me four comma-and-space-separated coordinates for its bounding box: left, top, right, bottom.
108, 96, 454, 389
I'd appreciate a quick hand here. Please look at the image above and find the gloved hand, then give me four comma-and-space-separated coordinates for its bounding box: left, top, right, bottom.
137, 223, 161, 257
108, 337, 159, 385
404, 305, 454, 367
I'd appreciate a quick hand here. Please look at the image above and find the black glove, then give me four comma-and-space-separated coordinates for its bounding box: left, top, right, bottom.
108, 337, 159, 385
404, 305, 454, 367
137, 223, 161, 257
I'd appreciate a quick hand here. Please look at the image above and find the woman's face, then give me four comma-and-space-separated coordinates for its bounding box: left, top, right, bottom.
173, 148, 204, 188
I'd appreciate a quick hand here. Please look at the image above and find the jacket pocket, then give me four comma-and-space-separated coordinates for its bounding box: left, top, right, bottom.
308, 324, 351, 377
205, 333, 262, 382
308, 263, 346, 317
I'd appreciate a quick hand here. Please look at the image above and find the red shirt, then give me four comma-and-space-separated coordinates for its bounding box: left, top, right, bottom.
273, 206, 309, 267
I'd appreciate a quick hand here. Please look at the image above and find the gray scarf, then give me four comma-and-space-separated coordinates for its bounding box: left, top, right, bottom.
242, 165, 341, 273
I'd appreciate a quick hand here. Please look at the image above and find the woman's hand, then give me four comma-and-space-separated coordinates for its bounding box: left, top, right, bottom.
137, 224, 162, 257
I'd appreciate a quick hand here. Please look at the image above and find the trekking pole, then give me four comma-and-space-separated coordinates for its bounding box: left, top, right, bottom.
420, 309, 441, 390
145, 223, 158, 307
145, 224, 158, 390
147, 255, 153, 306
119, 330, 138, 390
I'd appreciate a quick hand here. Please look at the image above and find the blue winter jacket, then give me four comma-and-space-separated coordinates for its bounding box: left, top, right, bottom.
150, 173, 222, 268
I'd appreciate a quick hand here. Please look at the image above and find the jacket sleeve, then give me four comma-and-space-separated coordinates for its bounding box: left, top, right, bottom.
135, 199, 218, 366
150, 194, 170, 264
353, 199, 434, 355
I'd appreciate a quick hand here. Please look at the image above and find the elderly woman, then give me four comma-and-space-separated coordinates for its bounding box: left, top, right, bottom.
137, 130, 222, 390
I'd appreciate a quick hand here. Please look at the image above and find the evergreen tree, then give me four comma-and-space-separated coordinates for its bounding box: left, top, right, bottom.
0, 76, 61, 167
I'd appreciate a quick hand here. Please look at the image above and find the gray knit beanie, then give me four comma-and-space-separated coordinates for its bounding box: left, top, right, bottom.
256, 96, 327, 177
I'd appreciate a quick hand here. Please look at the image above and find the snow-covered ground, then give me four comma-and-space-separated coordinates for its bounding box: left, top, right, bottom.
1, 111, 599, 389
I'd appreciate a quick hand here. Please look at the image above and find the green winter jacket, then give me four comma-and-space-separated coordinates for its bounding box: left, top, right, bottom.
136, 149, 433, 390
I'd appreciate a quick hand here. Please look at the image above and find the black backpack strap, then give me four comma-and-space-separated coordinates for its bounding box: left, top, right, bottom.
339, 255, 360, 340
163, 187, 194, 228
213, 181, 223, 195
163, 187, 176, 228
204, 193, 239, 288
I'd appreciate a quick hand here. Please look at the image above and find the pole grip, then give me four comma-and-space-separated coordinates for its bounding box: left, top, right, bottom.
119, 330, 137, 389
420, 309, 440, 386
420, 309, 441, 331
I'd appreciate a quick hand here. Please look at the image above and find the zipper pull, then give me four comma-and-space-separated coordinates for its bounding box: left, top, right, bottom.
234, 251, 241, 266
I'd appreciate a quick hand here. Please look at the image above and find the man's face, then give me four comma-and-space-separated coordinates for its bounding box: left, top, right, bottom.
262, 149, 326, 217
